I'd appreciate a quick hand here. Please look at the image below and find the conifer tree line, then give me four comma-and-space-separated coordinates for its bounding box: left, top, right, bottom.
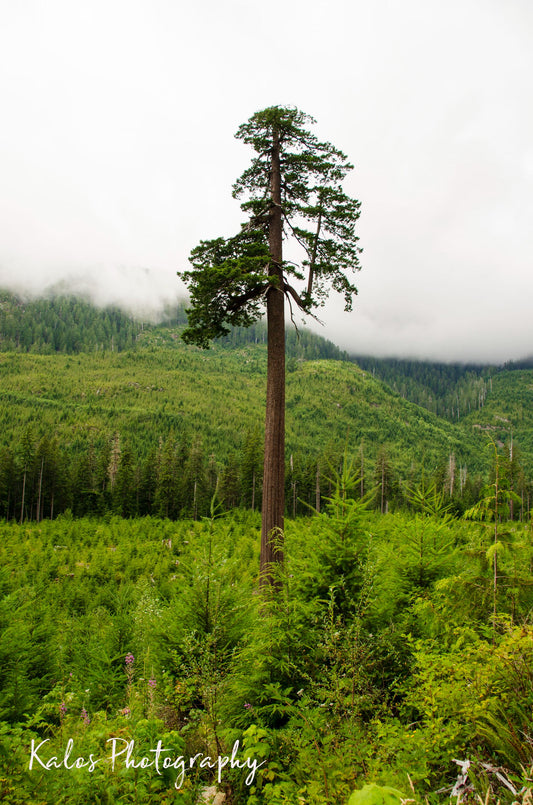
1, 288, 527, 422
0, 289, 347, 361
0, 292, 146, 353
2, 427, 532, 524
354, 355, 496, 421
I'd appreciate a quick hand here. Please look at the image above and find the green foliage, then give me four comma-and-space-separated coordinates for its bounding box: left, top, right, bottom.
0, 289, 144, 354
354, 354, 494, 421
233, 105, 362, 312
1, 508, 533, 802
181, 231, 271, 347
347, 783, 406, 805
398, 622, 533, 781
4, 291, 533, 802
0, 344, 495, 523
179, 106, 361, 348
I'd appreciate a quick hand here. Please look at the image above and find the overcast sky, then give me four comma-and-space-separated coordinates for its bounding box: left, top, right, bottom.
1, 0, 532, 362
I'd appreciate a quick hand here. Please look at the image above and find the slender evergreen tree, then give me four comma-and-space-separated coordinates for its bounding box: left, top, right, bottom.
179, 106, 362, 586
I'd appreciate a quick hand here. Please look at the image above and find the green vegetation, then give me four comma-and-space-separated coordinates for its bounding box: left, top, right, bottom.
2, 290, 533, 524
2, 290, 533, 802
353, 355, 495, 420
461, 369, 533, 464
1, 489, 533, 803
0, 289, 347, 361
0, 290, 145, 354
0, 340, 500, 524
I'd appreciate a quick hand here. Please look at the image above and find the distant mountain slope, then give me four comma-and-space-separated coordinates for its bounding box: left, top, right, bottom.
353, 354, 496, 421
460, 369, 533, 461
2, 287, 532, 475
0, 289, 347, 363
349, 357, 533, 472
0, 341, 485, 476
0, 289, 143, 353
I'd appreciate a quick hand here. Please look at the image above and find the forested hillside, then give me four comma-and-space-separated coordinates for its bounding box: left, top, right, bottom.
0, 290, 144, 353
2, 289, 533, 804
0, 289, 346, 361
461, 369, 533, 464
354, 355, 495, 420
1, 289, 533, 524
1, 287, 523, 423
0, 345, 489, 523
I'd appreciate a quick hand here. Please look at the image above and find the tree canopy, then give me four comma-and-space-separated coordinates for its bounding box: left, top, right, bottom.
179, 106, 362, 345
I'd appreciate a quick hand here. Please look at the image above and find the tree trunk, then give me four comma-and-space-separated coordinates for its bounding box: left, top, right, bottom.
251, 470, 255, 511
260, 126, 285, 587
20, 469, 26, 524
448, 453, 455, 497
493, 460, 499, 630
360, 442, 364, 498
37, 457, 44, 523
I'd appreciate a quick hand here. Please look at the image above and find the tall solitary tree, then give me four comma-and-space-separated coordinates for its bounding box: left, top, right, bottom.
179, 106, 362, 587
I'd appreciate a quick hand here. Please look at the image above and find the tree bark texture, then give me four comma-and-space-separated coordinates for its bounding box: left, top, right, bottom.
260, 127, 285, 586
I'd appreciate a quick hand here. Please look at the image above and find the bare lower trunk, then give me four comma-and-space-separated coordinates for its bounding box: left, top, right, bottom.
260, 285, 285, 585
20, 470, 26, 524
252, 470, 256, 511
260, 127, 285, 588
37, 457, 44, 523
360, 443, 364, 498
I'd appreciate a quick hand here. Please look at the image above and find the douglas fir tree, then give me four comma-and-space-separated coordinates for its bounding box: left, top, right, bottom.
179, 106, 362, 588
